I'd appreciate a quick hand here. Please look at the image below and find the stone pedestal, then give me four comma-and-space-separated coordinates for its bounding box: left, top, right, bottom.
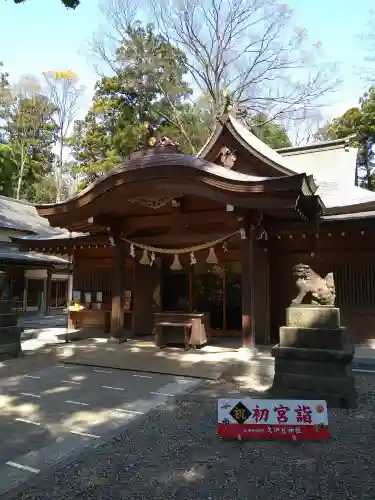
270, 305, 357, 408
0, 299, 23, 359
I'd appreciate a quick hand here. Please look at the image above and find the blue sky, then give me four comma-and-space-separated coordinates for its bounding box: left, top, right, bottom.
0, 0, 373, 123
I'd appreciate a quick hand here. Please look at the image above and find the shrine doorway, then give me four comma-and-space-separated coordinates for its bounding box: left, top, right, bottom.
161, 259, 242, 336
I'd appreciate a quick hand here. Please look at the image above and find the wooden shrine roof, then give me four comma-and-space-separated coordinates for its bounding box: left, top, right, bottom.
33, 148, 322, 233
199, 113, 375, 215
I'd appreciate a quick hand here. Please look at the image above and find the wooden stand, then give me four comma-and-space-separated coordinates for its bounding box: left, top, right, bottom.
154, 312, 209, 349
68, 309, 132, 335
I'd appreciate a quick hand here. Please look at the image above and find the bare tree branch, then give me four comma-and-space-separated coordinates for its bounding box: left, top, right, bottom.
89, 0, 139, 77
356, 9, 375, 84
42, 71, 84, 201
150, 0, 340, 120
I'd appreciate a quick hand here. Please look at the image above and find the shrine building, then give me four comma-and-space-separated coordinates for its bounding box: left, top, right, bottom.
13, 113, 375, 346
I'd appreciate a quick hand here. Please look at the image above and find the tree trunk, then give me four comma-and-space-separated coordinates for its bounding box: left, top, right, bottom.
16, 152, 25, 200
364, 141, 373, 191
56, 134, 63, 202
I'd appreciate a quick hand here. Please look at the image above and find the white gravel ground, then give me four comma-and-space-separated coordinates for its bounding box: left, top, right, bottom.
6, 371, 375, 500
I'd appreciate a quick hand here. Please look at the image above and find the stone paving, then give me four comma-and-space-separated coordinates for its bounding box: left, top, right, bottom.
19, 313, 68, 330
0, 363, 200, 497
1, 315, 375, 499
0, 341, 371, 500
3, 370, 375, 500
19, 313, 68, 350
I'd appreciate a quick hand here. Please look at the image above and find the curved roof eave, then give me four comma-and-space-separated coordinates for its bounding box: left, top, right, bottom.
196, 118, 226, 158
198, 114, 297, 176
197, 114, 375, 215
323, 199, 375, 216
226, 115, 297, 175
35, 152, 318, 220
277, 134, 356, 155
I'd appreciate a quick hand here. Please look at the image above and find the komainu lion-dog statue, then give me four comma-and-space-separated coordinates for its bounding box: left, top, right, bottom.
291, 263, 336, 306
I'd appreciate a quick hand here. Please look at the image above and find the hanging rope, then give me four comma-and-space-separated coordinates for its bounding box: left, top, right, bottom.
120, 230, 240, 255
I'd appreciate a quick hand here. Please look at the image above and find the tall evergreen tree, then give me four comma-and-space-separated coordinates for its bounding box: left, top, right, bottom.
321, 91, 375, 190
249, 113, 292, 149
71, 23, 211, 187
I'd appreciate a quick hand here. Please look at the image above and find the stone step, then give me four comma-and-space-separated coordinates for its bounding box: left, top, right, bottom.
280, 372, 356, 395
269, 386, 356, 409
279, 326, 347, 350
274, 358, 350, 377
272, 344, 354, 363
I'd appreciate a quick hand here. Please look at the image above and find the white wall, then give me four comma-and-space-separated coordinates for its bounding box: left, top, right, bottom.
24, 269, 69, 280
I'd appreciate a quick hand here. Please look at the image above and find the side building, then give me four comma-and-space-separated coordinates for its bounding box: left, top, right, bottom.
0, 195, 71, 313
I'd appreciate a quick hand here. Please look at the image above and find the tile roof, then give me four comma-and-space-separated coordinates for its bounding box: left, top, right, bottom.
227, 115, 375, 212
0, 195, 65, 235
0, 243, 70, 266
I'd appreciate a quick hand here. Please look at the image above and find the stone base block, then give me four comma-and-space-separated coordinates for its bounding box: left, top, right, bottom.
0, 312, 18, 328
0, 342, 22, 357
287, 305, 340, 329
273, 357, 350, 378
271, 343, 356, 409
0, 325, 23, 359
267, 387, 355, 409
279, 326, 347, 351
272, 344, 354, 363
0, 301, 14, 314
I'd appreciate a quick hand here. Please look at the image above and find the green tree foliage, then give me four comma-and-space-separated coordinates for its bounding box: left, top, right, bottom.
249, 113, 292, 149
326, 107, 362, 141
71, 23, 211, 186
320, 90, 375, 190
100, 0, 338, 123
0, 77, 58, 199
12, 0, 79, 8
26, 174, 66, 204
0, 144, 17, 196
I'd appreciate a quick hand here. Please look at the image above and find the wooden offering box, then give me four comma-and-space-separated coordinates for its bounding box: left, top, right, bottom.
68, 308, 111, 333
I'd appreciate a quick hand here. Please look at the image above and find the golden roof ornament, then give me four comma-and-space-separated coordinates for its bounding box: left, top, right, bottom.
222, 88, 233, 115
142, 124, 181, 154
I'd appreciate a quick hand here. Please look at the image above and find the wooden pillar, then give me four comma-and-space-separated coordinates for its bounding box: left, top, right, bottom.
110, 240, 125, 337
45, 268, 52, 315
132, 259, 161, 336
241, 222, 255, 349
67, 254, 74, 307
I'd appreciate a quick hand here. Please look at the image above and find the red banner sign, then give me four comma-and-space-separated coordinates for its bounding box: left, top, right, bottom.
218, 398, 329, 440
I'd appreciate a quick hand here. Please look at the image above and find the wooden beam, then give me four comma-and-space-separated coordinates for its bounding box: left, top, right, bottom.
122, 209, 236, 234
45, 268, 52, 316
128, 232, 235, 247
88, 214, 124, 232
